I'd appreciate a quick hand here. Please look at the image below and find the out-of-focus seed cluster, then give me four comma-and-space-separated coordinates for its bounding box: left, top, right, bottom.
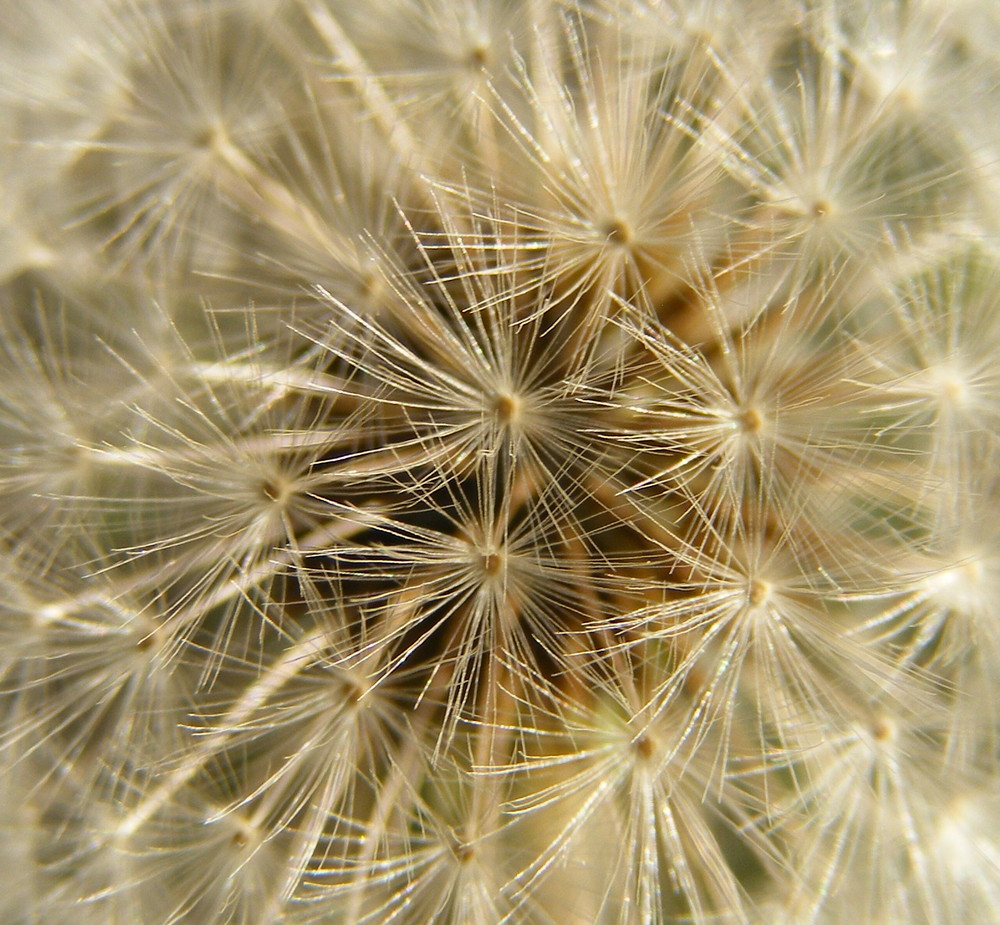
2, 1, 999, 922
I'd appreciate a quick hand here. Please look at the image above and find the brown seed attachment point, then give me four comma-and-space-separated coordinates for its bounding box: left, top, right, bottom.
870, 717, 895, 742
494, 392, 521, 425
738, 406, 765, 434
748, 579, 771, 607
193, 122, 230, 155
633, 733, 655, 761
359, 265, 384, 302
341, 678, 364, 706
453, 841, 476, 865
259, 474, 293, 505
191, 125, 217, 151
481, 551, 504, 576
600, 217, 634, 247
466, 44, 490, 69
811, 198, 832, 219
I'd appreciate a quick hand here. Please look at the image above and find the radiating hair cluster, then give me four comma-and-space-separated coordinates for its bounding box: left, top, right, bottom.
2, 0, 999, 922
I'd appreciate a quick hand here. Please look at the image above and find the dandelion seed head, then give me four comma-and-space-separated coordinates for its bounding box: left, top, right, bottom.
4, 1, 999, 922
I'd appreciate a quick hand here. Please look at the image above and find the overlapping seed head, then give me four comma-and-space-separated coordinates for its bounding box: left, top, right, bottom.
2, 0, 999, 922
